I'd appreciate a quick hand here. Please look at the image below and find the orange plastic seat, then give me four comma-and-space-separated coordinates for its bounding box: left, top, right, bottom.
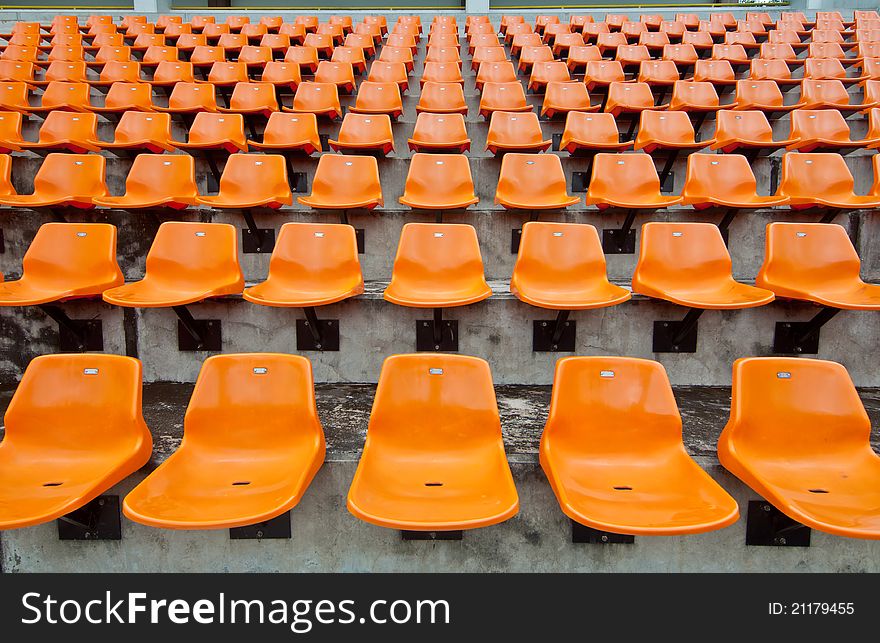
221, 82, 278, 117
303, 33, 334, 59
731, 79, 796, 113
407, 112, 470, 153
203, 61, 249, 87
94, 155, 197, 210
287, 81, 341, 119
638, 60, 680, 87
314, 61, 355, 94
91, 81, 155, 113
124, 353, 323, 530
710, 109, 792, 153
331, 46, 367, 74
29, 62, 87, 87
486, 111, 551, 154
197, 154, 291, 209
260, 34, 291, 53
807, 43, 856, 63
804, 58, 865, 84
384, 223, 491, 308
102, 221, 244, 308
421, 62, 464, 86
0, 222, 122, 305
586, 153, 681, 209
471, 46, 507, 72
367, 61, 408, 92
583, 61, 628, 90
172, 112, 246, 153
91, 60, 142, 86
30, 81, 93, 113
559, 111, 633, 154
667, 80, 719, 113
0, 354, 151, 530
749, 59, 801, 87
495, 153, 579, 210
596, 32, 628, 56
775, 152, 880, 209
347, 353, 517, 531
475, 61, 517, 91
399, 153, 478, 210
158, 81, 217, 114
140, 45, 178, 67
681, 153, 788, 209
541, 356, 738, 535
566, 45, 602, 73
510, 33, 543, 57
0, 112, 24, 152
417, 81, 467, 115
260, 61, 301, 91
616, 44, 652, 69
349, 81, 402, 119
540, 82, 595, 118
693, 59, 737, 86
518, 45, 554, 73
0, 61, 34, 83
1, 45, 39, 63
297, 154, 382, 210
719, 357, 880, 539
425, 46, 462, 66
377, 46, 414, 73
237, 45, 272, 68
799, 79, 870, 111
215, 33, 247, 53
386, 33, 416, 52
605, 81, 666, 117
633, 110, 711, 152
479, 81, 530, 119
0, 153, 106, 208
173, 34, 206, 51
328, 112, 394, 155
344, 33, 375, 58
98, 111, 175, 154
786, 108, 873, 151
511, 222, 630, 309
756, 222, 880, 309
0, 82, 33, 113
633, 222, 775, 308
528, 61, 570, 93
285, 45, 321, 70
248, 111, 321, 155
243, 222, 362, 307
18, 111, 100, 153
662, 43, 700, 67
189, 45, 226, 68
149, 61, 194, 87
758, 43, 802, 64
47, 46, 85, 63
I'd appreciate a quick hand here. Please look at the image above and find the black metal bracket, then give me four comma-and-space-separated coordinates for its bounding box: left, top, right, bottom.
769, 155, 781, 194
717, 207, 737, 246
511, 211, 540, 253
0, 227, 5, 254
319, 133, 330, 150
691, 111, 709, 138
240, 210, 275, 254
416, 308, 458, 352
57, 495, 121, 541
624, 114, 638, 141
658, 150, 679, 194
173, 305, 222, 351
653, 307, 704, 353
204, 151, 222, 192
819, 208, 839, 224
571, 520, 635, 544
229, 511, 292, 540
401, 530, 463, 541
745, 500, 811, 547
533, 310, 576, 351
37, 304, 104, 352
602, 209, 637, 254
296, 306, 340, 351
772, 307, 840, 354
338, 211, 365, 254
551, 132, 562, 151
571, 171, 590, 192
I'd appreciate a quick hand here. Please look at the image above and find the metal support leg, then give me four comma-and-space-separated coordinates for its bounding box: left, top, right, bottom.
653, 308, 705, 353
173, 305, 206, 348
435, 209, 443, 224
743, 148, 759, 165
624, 115, 638, 140
658, 150, 679, 192
37, 304, 103, 352
692, 111, 708, 137
602, 209, 638, 254
303, 306, 323, 346
819, 209, 839, 224
534, 309, 576, 351
240, 209, 265, 250
671, 308, 704, 347
550, 309, 571, 345
244, 115, 258, 140
205, 151, 222, 190
432, 307, 443, 346
717, 207, 738, 245
772, 307, 841, 354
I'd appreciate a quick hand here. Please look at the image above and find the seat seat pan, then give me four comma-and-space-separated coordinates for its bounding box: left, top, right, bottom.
719, 449, 880, 538
561, 139, 632, 152
243, 276, 363, 307
638, 278, 775, 309
685, 194, 789, 208
640, 140, 714, 153
94, 195, 195, 209
328, 138, 394, 154
487, 139, 552, 154
0, 194, 95, 208
541, 449, 739, 535
123, 448, 322, 529
590, 195, 682, 209
774, 281, 880, 310
0, 279, 101, 305
103, 276, 239, 307
788, 194, 880, 208
511, 278, 631, 310
20, 139, 101, 152
175, 140, 246, 153
347, 446, 519, 530
399, 194, 479, 210
248, 140, 319, 154
100, 139, 175, 153
197, 195, 290, 209
384, 281, 492, 307
297, 195, 382, 210
496, 193, 580, 210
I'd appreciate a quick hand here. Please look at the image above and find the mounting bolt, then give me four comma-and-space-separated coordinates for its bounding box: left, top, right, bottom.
304, 321, 310, 326
795, 347, 802, 353
763, 504, 772, 512
662, 322, 668, 328
776, 537, 786, 545
434, 344, 440, 350
541, 322, 547, 327
316, 343, 322, 349
600, 534, 609, 543
256, 530, 264, 539
98, 499, 105, 507
672, 345, 678, 351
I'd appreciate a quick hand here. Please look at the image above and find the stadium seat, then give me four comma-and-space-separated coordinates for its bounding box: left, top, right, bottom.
479, 82, 531, 119
495, 153, 579, 209
203, 62, 249, 88
637, 60, 680, 87
511, 222, 630, 309
749, 59, 802, 86
349, 81, 403, 119
681, 31, 714, 51
248, 111, 321, 154
407, 112, 471, 153
681, 153, 788, 211
259, 61, 301, 91
197, 154, 291, 209
140, 45, 178, 67
377, 46, 414, 73
331, 46, 367, 74
91, 81, 155, 113
559, 111, 633, 154
347, 353, 518, 531
102, 221, 244, 307
367, 61, 408, 92
616, 44, 652, 69
297, 154, 383, 210
586, 154, 681, 209
243, 222, 363, 307
314, 61, 355, 94
0, 112, 24, 152
472, 46, 508, 72
29, 81, 93, 113
216, 33, 247, 53
421, 63, 464, 90
804, 58, 865, 84
123, 353, 324, 530
786, 109, 874, 152
0, 82, 31, 113
286, 82, 341, 119
758, 43, 802, 64
98, 111, 175, 154
157, 81, 217, 114
18, 111, 100, 153
798, 79, 871, 112
775, 152, 880, 209
173, 112, 247, 153
528, 61, 571, 93
667, 80, 720, 113
260, 34, 292, 54
220, 82, 278, 118
0, 221, 123, 305
486, 111, 551, 154
662, 44, 699, 68
605, 81, 667, 118
30, 62, 88, 86
0, 153, 106, 208
425, 46, 462, 66
711, 109, 793, 155
417, 81, 467, 114
693, 59, 737, 86
633, 110, 709, 153
518, 45, 554, 74
238, 45, 272, 68
731, 80, 797, 114
174, 34, 207, 51
284, 46, 320, 73
0, 353, 151, 530
344, 33, 375, 58
94, 154, 197, 210
279, 24, 307, 46
91, 61, 142, 86
583, 61, 628, 91
596, 32, 628, 56
386, 33, 416, 52
541, 356, 739, 535
0, 61, 34, 84
475, 61, 517, 91
399, 153, 478, 210
149, 61, 194, 87
541, 82, 597, 118
566, 45, 602, 73
718, 357, 880, 539
328, 113, 394, 155
633, 222, 775, 309
303, 33, 334, 59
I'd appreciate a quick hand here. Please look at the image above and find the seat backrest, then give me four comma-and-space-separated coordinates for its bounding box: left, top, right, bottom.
0, 82, 31, 109
217, 154, 289, 200
488, 110, 544, 144
99, 61, 142, 84
735, 79, 784, 107
776, 152, 856, 198
367, 354, 501, 449
714, 109, 774, 145
262, 111, 319, 145
419, 81, 466, 108
292, 82, 340, 110
633, 222, 733, 289
41, 81, 92, 109
693, 59, 735, 82
682, 153, 760, 201
113, 111, 172, 144
104, 82, 154, 109
43, 62, 88, 84
789, 108, 851, 142
143, 221, 242, 290
805, 57, 847, 79
33, 154, 107, 200
142, 45, 178, 64
497, 153, 569, 200
638, 59, 679, 83
183, 353, 322, 448
315, 61, 354, 83
391, 222, 486, 292
545, 356, 681, 451
800, 79, 850, 105
635, 110, 696, 147
268, 222, 361, 290
410, 112, 468, 143
37, 110, 98, 144
670, 79, 718, 106
122, 154, 197, 200
207, 61, 249, 84
354, 82, 402, 110
261, 61, 301, 85
480, 81, 527, 107
403, 153, 475, 204
307, 153, 382, 204
514, 221, 613, 292
152, 61, 194, 84
588, 153, 662, 198
563, 111, 619, 144
229, 82, 278, 111
0, 60, 34, 82
476, 61, 517, 85
168, 81, 216, 110
190, 45, 226, 65
187, 112, 245, 145
17, 222, 123, 292
721, 357, 870, 456
3, 353, 149, 450
0, 111, 23, 143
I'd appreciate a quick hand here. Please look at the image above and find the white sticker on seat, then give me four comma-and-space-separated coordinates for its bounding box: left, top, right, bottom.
600, 370, 615, 378
429, 368, 443, 375
83, 368, 99, 375
253, 367, 268, 374
777, 371, 792, 379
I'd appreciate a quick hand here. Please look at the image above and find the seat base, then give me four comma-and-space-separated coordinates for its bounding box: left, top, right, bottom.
401, 530, 463, 541
296, 317, 340, 351
571, 520, 635, 544
416, 317, 458, 352
229, 511, 292, 540
771, 307, 840, 354
533, 316, 576, 352
175, 307, 222, 351
57, 495, 121, 541
746, 500, 811, 547
652, 309, 704, 353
